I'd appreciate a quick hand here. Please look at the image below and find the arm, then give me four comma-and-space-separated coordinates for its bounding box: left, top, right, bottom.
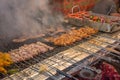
110, 13, 120, 17
109, 0, 120, 17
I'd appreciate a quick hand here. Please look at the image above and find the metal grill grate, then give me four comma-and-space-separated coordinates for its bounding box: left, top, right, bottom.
2, 32, 120, 80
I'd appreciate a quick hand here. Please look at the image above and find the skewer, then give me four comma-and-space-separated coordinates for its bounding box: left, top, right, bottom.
33, 55, 77, 80
44, 47, 101, 74
14, 56, 57, 80
3, 29, 119, 80
10, 35, 117, 79
28, 47, 99, 79
5, 45, 57, 80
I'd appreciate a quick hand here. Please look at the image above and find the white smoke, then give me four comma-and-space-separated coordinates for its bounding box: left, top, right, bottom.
0, 0, 64, 39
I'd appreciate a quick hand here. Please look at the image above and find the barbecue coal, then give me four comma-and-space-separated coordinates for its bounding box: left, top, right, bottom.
46, 27, 97, 46
9, 42, 53, 62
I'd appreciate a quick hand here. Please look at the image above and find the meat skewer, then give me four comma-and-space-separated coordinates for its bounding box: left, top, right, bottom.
13, 34, 45, 43
9, 42, 53, 63
46, 27, 98, 46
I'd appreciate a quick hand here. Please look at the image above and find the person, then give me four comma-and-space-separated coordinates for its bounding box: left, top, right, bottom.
92, 0, 120, 17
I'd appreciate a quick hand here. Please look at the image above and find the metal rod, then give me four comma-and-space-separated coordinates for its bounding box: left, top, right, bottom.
9, 54, 56, 80
77, 45, 119, 63
87, 41, 120, 59
4, 31, 119, 80
33, 55, 77, 80
56, 69, 78, 80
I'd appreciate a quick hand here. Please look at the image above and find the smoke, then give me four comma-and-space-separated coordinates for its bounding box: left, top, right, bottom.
0, 0, 64, 40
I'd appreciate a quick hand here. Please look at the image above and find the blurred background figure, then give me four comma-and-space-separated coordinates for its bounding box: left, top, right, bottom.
92, 0, 120, 17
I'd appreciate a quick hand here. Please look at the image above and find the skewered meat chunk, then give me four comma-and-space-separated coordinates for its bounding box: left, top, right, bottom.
47, 27, 98, 46
9, 42, 53, 62
36, 42, 53, 50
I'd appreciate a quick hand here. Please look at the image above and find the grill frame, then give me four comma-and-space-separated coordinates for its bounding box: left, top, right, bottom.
1, 31, 119, 80
48, 41, 120, 80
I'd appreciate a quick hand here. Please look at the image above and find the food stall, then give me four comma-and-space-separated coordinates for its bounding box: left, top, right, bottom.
0, 0, 120, 80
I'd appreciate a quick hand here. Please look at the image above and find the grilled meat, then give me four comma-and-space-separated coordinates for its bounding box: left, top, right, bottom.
67, 11, 89, 19
47, 27, 97, 46
13, 34, 45, 43
0, 52, 13, 74
9, 42, 53, 62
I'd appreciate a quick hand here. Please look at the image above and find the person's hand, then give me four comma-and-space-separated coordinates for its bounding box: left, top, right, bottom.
110, 13, 120, 17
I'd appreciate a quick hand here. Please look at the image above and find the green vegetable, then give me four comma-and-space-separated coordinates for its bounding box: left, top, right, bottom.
7, 69, 19, 74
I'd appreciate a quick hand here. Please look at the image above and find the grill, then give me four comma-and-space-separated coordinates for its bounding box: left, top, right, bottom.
1, 30, 120, 80
48, 40, 120, 80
